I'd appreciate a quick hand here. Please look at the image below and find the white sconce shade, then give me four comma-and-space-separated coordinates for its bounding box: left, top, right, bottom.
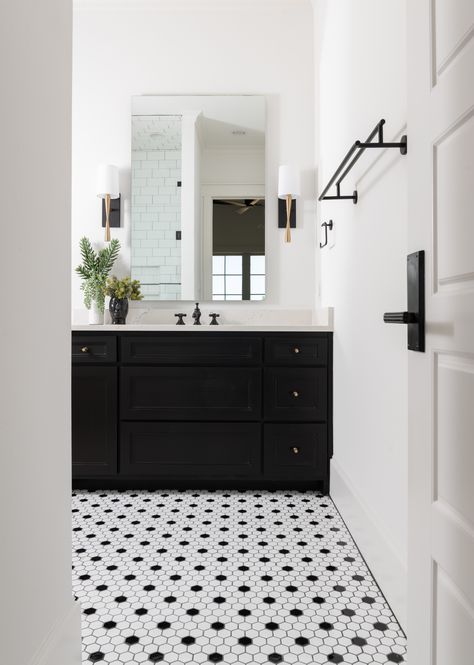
96, 164, 120, 199
278, 165, 300, 199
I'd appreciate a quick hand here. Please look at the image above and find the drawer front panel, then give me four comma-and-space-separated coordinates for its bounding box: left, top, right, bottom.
72, 335, 116, 363
121, 422, 261, 477
264, 336, 328, 366
264, 367, 327, 421
121, 367, 261, 420
264, 424, 327, 479
121, 335, 261, 365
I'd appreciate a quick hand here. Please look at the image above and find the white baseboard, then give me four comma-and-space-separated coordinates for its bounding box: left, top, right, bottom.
330, 460, 407, 631
30, 599, 82, 665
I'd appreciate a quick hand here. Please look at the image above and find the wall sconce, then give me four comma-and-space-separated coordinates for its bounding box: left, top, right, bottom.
278, 165, 300, 243
97, 164, 120, 242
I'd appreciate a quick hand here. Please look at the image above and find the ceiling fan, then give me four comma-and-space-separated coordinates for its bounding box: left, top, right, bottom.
216, 198, 264, 215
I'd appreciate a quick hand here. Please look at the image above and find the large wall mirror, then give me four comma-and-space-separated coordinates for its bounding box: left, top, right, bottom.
131, 95, 266, 301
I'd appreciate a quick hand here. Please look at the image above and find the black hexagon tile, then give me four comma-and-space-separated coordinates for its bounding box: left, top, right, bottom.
72, 490, 407, 663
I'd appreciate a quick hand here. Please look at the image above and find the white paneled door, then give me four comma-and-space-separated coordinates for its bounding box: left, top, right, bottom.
407, 1, 474, 663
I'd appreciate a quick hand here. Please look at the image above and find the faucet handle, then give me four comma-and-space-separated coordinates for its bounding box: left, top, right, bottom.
175, 313, 187, 325
209, 313, 220, 326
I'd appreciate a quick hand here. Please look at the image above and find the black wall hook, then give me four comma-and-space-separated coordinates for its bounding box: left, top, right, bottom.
320, 220, 333, 248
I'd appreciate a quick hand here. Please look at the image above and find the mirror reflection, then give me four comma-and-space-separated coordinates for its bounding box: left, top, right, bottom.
131, 95, 265, 301
211, 199, 265, 300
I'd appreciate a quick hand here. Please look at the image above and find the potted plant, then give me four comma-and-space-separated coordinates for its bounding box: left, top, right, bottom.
75, 237, 120, 324
104, 275, 143, 324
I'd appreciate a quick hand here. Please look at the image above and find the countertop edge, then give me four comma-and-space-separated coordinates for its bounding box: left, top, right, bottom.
71, 324, 333, 332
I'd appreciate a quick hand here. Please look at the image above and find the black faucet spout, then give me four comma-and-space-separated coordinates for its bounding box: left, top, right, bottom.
192, 303, 202, 325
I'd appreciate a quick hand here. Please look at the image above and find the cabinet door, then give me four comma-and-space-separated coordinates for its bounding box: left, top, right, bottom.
72, 366, 117, 477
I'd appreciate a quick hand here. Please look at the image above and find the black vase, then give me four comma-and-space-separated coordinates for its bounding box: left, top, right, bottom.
109, 297, 129, 324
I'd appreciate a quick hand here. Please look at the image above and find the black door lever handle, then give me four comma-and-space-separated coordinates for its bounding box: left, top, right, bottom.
382, 250, 425, 352
383, 311, 417, 324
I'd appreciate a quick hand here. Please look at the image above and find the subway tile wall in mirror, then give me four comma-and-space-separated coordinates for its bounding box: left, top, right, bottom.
131, 95, 265, 302
132, 115, 183, 300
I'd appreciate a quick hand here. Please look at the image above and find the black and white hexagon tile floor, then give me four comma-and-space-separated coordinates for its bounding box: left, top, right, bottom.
72, 490, 407, 664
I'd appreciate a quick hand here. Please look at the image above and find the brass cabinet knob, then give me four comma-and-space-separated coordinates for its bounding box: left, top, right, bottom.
291, 390, 299, 398
291, 446, 300, 454
293, 347, 300, 354
81, 346, 89, 353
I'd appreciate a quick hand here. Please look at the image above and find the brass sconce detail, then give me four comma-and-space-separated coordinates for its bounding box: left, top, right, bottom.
97, 164, 120, 242
104, 193, 111, 242
278, 165, 300, 244
285, 194, 292, 243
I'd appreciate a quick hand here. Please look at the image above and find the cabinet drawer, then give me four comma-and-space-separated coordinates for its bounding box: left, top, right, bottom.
264, 424, 327, 479
72, 335, 116, 363
264, 367, 327, 421
121, 335, 261, 365
120, 422, 261, 477
264, 336, 328, 366
121, 367, 261, 421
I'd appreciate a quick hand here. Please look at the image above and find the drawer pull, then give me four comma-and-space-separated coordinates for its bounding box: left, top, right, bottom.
291, 390, 300, 398
293, 347, 300, 354
81, 346, 89, 353
291, 446, 300, 454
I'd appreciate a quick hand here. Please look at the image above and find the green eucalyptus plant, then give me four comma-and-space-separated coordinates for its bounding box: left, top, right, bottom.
75, 237, 120, 312
104, 275, 143, 301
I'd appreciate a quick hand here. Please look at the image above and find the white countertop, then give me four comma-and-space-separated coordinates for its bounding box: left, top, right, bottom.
72, 324, 332, 332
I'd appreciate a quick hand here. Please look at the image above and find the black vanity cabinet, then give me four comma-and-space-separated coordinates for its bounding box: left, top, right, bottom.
72, 331, 332, 491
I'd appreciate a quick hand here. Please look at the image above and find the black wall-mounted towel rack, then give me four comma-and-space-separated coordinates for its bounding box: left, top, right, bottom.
318, 119, 407, 204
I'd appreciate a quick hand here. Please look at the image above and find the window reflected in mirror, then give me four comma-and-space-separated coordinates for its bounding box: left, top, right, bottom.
211, 199, 265, 301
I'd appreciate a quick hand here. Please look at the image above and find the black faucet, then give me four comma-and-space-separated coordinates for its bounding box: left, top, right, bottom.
209, 313, 220, 326
192, 303, 201, 325
174, 313, 186, 325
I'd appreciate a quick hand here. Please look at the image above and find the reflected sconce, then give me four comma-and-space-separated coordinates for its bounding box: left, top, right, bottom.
97, 164, 120, 242
278, 165, 300, 243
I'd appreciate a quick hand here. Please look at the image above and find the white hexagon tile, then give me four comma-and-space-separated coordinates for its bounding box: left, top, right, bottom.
72, 490, 407, 664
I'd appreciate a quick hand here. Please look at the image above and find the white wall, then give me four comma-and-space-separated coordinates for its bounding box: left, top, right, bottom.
201, 148, 265, 185
315, 0, 408, 627
0, 0, 81, 663
72, 0, 316, 319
